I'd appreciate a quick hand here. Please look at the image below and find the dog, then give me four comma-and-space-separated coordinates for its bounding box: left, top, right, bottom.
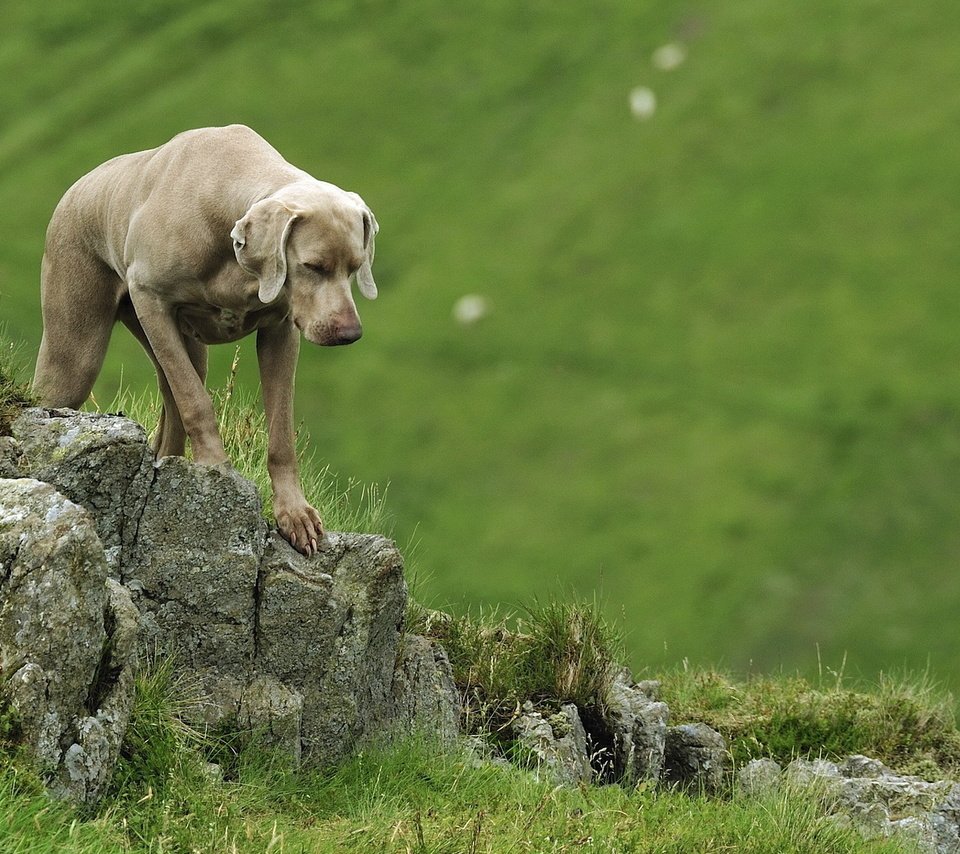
33, 125, 379, 556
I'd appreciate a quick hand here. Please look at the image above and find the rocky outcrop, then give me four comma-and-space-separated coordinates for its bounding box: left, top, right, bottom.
391, 634, 460, 745
511, 702, 593, 786
10, 409, 153, 572
5, 405, 960, 854
0, 478, 138, 804
741, 755, 960, 853
0, 407, 457, 800
602, 675, 670, 785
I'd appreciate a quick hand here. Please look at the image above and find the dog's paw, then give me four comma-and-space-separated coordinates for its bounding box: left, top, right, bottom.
276, 502, 325, 557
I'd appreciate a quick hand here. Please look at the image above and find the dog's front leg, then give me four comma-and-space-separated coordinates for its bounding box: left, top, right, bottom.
129, 288, 228, 465
257, 321, 324, 556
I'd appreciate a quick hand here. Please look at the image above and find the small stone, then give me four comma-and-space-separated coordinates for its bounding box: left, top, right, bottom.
839, 754, 890, 779
601, 674, 669, 786
511, 704, 592, 786
663, 723, 729, 794
737, 758, 782, 797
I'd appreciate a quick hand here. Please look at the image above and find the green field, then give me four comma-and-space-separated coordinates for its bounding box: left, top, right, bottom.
3, 1, 960, 686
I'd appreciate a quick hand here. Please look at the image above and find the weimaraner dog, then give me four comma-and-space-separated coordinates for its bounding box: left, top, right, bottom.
33, 125, 379, 556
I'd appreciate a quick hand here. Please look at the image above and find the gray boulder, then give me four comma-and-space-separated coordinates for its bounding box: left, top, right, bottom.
787, 756, 960, 853
0, 478, 138, 803
0, 436, 20, 477
736, 757, 783, 796
602, 675, 670, 785
127, 456, 267, 719
663, 723, 729, 794
3, 408, 456, 789
391, 633, 460, 744
12, 409, 154, 572
255, 531, 407, 765
511, 701, 592, 786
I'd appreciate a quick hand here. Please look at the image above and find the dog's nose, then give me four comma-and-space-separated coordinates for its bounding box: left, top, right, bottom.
334, 322, 362, 345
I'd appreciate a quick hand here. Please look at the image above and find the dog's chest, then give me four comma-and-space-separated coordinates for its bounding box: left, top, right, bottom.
177, 303, 268, 344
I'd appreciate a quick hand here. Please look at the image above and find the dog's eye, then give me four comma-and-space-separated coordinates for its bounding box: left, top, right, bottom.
305, 262, 331, 277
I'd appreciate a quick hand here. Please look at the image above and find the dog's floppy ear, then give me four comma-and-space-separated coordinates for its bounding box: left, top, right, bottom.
350, 193, 379, 300
231, 199, 300, 304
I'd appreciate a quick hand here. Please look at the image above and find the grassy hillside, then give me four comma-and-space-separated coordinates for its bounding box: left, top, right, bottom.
3, 1, 960, 685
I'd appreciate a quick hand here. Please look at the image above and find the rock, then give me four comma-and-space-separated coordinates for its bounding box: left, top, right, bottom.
238, 674, 304, 765
737, 758, 782, 796
602, 675, 670, 785
2, 409, 449, 794
0, 436, 20, 477
11, 409, 154, 573
787, 756, 960, 853
511, 702, 592, 786
929, 787, 960, 854
0, 478, 139, 803
784, 758, 843, 789
255, 531, 407, 765
840, 754, 890, 778
391, 633, 460, 744
127, 456, 266, 719
663, 723, 729, 794
634, 680, 662, 701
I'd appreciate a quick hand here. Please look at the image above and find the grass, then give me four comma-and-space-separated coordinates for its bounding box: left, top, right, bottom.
417, 599, 624, 751
417, 598, 960, 786
0, 337, 35, 436
661, 664, 960, 780
0, 661, 919, 853
3, 0, 960, 689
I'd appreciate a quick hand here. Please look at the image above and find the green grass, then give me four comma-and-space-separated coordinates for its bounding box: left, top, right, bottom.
420, 599, 960, 782
0, 661, 919, 853
3, 0, 960, 691
417, 599, 624, 749
0, 337, 35, 436
662, 665, 960, 780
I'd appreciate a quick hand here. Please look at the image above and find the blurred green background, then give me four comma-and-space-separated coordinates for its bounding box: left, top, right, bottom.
3, 0, 960, 687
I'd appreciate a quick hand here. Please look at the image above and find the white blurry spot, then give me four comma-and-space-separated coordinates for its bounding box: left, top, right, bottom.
652, 42, 687, 71
629, 86, 657, 120
453, 294, 489, 326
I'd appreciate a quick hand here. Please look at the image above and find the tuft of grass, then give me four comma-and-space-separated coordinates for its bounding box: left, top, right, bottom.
0, 754, 125, 852
661, 664, 960, 779
515, 598, 623, 709
0, 336, 35, 436
423, 598, 623, 741
104, 353, 391, 535
107, 657, 212, 805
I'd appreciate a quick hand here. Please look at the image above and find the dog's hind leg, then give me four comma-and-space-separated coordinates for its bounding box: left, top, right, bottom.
118, 301, 207, 458
34, 247, 121, 408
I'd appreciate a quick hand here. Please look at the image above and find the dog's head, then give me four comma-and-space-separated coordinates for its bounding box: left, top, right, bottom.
231, 182, 378, 346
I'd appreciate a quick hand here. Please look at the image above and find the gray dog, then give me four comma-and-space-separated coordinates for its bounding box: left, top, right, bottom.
33, 125, 379, 556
